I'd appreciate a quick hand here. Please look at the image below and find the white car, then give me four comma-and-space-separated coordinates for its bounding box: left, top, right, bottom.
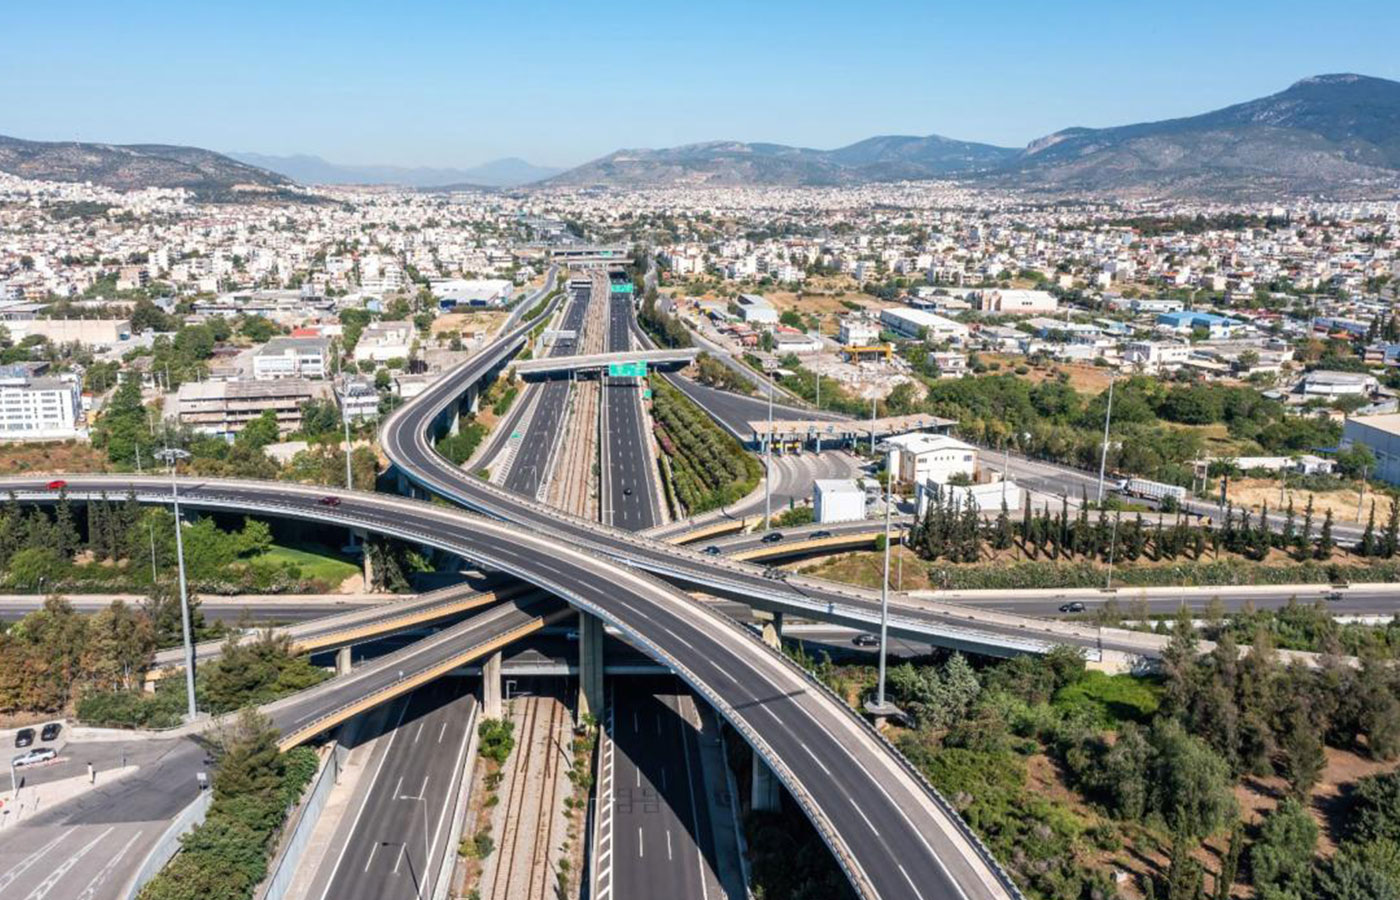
13, 747, 57, 767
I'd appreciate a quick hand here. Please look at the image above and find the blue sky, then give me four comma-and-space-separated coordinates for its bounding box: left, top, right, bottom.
4, 0, 1397, 168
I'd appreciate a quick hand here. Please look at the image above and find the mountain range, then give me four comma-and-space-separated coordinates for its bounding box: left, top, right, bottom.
0, 134, 294, 199
2, 74, 1398, 199
226, 153, 564, 188
544, 74, 1400, 198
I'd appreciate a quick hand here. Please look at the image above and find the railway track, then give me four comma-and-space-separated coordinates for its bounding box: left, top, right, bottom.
486, 694, 570, 900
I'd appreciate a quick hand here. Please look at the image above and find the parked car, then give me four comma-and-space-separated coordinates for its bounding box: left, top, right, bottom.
810, 530, 833, 539
761, 532, 784, 544
1058, 601, 1086, 613
40, 722, 61, 742
46, 479, 67, 490
852, 633, 880, 648
318, 496, 341, 507
13, 748, 57, 768
14, 728, 34, 748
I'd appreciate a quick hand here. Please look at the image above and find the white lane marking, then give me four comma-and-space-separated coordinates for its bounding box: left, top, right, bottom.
74, 830, 142, 900
637, 827, 644, 858
438, 721, 447, 743
801, 744, 832, 776
666, 829, 673, 861
851, 801, 882, 838
414, 721, 424, 743
898, 864, 928, 900
0, 830, 74, 891
393, 842, 405, 874
393, 775, 404, 798
25, 826, 114, 900
363, 841, 379, 874
320, 696, 411, 900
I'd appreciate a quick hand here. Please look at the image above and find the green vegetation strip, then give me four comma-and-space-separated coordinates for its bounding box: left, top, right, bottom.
649, 376, 761, 515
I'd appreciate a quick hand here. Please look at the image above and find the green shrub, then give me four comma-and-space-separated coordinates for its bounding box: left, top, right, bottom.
1052, 671, 1161, 728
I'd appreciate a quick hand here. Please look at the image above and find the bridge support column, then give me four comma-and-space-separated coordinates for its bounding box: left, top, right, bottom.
335, 645, 352, 676
483, 650, 503, 718
760, 611, 783, 650
751, 755, 781, 813
577, 611, 605, 723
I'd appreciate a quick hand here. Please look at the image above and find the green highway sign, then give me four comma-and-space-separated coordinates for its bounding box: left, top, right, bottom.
608, 361, 648, 378
610, 283, 634, 294
642, 389, 652, 399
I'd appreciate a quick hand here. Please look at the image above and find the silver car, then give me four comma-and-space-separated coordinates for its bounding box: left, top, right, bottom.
13, 747, 57, 767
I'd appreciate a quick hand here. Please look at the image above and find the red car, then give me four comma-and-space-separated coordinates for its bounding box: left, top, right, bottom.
46, 479, 67, 490
318, 496, 342, 507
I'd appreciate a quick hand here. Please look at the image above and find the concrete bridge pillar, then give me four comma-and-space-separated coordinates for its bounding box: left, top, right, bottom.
751, 755, 782, 813
483, 650, 503, 718
335, 645, 352, 676
577, 611, 605, 722
760, 611, 784, 650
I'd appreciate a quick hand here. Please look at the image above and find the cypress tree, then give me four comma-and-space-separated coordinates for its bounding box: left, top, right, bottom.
1298, 495, 1315, 558
1384, 498, 1399, 558
1316, 507, 1334, 560
1360, 500, 1377, 558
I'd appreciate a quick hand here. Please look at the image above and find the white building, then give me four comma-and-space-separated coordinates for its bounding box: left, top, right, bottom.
879, 308, 969, 343
813, 479, 866, 524
353, 320, 415, 365
432, 278, 513, 308
1299, 370, 1379, 398
735, 294, 778, 325
1124, 340, 1193, 373
970, 289, 1058, 315
1342, 414, 1400, 485
0, 373, 83, 440
916, 479, 1023, 515
838, 317, 880, 347
336, 376, 379, 422
252, 337, 329, 380
883, 432, 978, 485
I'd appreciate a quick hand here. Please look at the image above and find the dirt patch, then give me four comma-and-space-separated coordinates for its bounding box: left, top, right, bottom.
432, 310, 507, 339
1227, 477, 1391, 526
337, 571, 365, 594
0, 440, 110, 475
981, 355, 1118, 394
794, 544, 933, 590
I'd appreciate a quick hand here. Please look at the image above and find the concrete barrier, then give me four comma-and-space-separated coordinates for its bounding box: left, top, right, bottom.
257, 744, 344, 900
122, 789, 213, 899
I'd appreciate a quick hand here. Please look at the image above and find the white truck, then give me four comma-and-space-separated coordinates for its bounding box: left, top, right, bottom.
1115, 477, 1187, 504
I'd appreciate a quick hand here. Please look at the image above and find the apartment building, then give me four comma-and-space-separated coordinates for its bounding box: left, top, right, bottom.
252, 337, 329, 380
176, 379, 319, 438
879, 308, 969, 342
838, 316, 880, 347
0, 372, 83, 440
1123, 340, 1193, 373
335, 376, 379, 422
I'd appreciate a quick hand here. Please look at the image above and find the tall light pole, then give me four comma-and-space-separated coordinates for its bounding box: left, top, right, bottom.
1095, 375, 1116, 505
763, 368, 774, 529
156, 447, 198, 721
336, 346, 353, 492
873, 442, 895, 713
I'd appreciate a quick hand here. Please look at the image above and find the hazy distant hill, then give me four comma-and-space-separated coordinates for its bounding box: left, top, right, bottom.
543, 135, 1014, 188
0, 135, 294, 199
999, 73, 1400, 197
543, 74, 1400, 198
230, 153, 563, 188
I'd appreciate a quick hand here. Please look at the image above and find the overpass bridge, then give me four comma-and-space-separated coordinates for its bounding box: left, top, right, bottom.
512, 347, 697, 377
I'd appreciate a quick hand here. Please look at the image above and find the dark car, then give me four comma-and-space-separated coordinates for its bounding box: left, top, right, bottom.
14, 728, 35, 748
761, 532, 784, 544
1058, 601, 1086, 613
318, 496, 341, 507
1324, 590, 1343, 603
623, 486, 633, 496
40, 722, 61, 742
810, 530, 833, 539
852, 633, 880, 648
702, 545, 722, 556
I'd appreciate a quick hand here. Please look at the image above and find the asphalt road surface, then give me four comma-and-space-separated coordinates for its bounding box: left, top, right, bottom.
504, 285, 592, 497
603, 293, 660, 530
607, 678, 727, 900
311, 683, 476, 900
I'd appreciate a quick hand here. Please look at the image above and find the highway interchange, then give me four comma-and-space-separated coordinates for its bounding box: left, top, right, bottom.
6, 268, 1384, 900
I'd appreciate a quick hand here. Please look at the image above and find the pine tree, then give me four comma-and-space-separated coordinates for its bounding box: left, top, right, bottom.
1384, 498, 1399, 558
992, 501, 1012, 551
1214, 821, 1242, 900
1360, 501, 1377, 558
1317, 507, 1334, 560
1281, 497, 1296, 549
54, 487, 80, 560
1298, 495, 1315, 558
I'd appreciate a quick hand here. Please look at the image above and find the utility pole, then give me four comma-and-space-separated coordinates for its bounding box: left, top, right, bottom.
875, 442, 894, 711
1357, 466, 1368, 521
1096, 375, 1115, 505
763, 368, 773, 529
156, 448, 198, 721
869, 397, 876, 454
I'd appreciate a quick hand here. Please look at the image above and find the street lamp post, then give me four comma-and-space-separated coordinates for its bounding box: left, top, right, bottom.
156, 447, 198, 721
1096, 375, 1116, 505
763, 369, 773, 530
874, 442, 895, 712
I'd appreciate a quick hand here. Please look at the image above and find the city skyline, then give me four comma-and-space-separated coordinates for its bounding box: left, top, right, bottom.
6, 0, 1399, 169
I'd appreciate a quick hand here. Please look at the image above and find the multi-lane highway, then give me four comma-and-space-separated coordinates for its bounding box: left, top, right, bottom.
503, 283, 590, 497
308, 684, 476, 900
603, 290, 661, 529
4, 474, 1021, 900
